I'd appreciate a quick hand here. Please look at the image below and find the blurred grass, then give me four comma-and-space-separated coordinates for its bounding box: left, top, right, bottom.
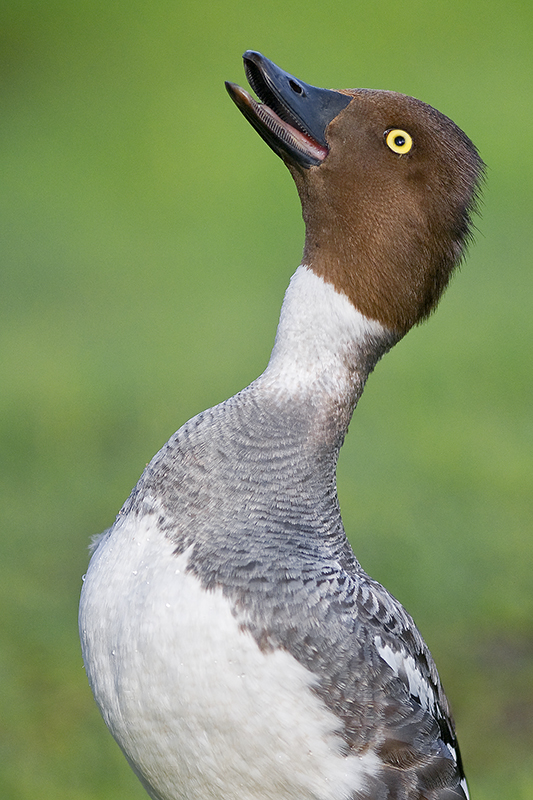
1, 1, 532, 798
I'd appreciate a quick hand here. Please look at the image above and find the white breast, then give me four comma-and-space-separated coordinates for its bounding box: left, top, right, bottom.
79, 502, 380, 800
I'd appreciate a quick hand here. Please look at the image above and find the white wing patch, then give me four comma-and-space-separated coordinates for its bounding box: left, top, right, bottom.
374, 636, 435, 713
446, 742, 457, 761
374, 636, 468, 795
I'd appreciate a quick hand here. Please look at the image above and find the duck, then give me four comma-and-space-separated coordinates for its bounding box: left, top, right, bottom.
79, 50, 483, 800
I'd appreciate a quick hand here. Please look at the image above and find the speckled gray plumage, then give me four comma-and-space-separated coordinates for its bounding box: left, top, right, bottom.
116, 326, 467, 800
81, 48, 484, 798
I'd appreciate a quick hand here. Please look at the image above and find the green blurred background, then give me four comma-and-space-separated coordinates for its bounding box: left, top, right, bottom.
1, 0, 532, 797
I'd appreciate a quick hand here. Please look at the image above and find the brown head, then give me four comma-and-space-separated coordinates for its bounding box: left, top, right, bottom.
226, 52, 483, 336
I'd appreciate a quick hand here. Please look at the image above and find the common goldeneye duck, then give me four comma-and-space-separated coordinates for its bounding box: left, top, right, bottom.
79, 51, 483, 800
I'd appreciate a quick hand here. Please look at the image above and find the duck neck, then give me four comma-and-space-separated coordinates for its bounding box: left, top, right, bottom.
258, 265, 399, 449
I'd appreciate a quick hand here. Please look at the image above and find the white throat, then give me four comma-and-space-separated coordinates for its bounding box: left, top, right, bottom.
260, 265, 389, 400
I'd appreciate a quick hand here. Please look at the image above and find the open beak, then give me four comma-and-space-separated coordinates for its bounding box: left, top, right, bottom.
226, 51, 351, 168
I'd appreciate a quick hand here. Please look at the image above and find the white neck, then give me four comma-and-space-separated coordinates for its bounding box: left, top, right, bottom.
259, 265, 390, 401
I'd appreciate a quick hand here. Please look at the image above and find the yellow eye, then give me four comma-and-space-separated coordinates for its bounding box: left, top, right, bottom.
385, 129, 413, 154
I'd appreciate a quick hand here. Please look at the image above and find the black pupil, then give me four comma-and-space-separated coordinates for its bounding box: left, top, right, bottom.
394, 135, 406, 147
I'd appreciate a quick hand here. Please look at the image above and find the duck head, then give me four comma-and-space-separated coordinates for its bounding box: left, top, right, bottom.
226, 51, 484, 336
